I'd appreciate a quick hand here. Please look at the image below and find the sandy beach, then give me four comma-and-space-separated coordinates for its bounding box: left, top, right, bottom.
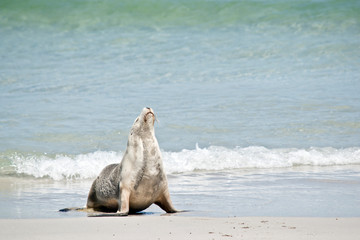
1, 1, 360, 240
1, 216, 359, 240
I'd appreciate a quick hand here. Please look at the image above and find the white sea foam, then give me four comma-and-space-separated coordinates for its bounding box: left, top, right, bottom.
11, 151, 121, 181
163, 145, 360, 173
7, 145, 360, 180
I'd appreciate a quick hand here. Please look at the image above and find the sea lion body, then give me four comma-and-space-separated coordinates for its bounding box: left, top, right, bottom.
86, 107, 176, 215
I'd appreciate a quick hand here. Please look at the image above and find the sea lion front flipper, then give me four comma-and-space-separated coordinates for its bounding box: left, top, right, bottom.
155, 189, 177, 213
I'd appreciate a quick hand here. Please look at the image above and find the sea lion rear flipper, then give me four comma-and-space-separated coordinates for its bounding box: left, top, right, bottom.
88, 212, 128, 217
59, 207, 92, 212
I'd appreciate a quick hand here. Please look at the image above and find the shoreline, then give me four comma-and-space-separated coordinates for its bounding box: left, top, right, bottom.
1, 216, 359, 240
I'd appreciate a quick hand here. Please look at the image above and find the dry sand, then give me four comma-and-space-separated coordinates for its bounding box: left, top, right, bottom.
1, 216, 359, 240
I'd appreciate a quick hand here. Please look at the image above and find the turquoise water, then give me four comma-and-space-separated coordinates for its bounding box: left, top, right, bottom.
1, 0, 360, 218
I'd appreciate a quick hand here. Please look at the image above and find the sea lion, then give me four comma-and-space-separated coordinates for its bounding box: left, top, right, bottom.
86, 107, 177, 216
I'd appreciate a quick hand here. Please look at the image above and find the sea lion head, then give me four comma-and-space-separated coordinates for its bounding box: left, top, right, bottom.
131, 107, 156, 135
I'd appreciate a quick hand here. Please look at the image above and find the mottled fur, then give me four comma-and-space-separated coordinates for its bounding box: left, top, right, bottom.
86, 107, 177, 216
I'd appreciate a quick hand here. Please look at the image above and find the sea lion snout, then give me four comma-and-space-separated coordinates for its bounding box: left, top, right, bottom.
143, 107, 155, 124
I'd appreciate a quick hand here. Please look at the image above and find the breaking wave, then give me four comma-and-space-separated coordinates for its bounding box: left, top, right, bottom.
1, 145, 360, 180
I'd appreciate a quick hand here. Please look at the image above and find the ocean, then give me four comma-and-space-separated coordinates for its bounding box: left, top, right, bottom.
1, 0, 360, 219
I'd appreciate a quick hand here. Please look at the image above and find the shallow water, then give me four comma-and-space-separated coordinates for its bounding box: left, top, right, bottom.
1, 166, 360, 219
1, 0, 360, 218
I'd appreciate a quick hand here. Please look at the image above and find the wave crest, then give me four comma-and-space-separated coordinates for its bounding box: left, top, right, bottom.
9, 151, 121, 181
163, 145, 360, 173
2, 146, 360, 180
